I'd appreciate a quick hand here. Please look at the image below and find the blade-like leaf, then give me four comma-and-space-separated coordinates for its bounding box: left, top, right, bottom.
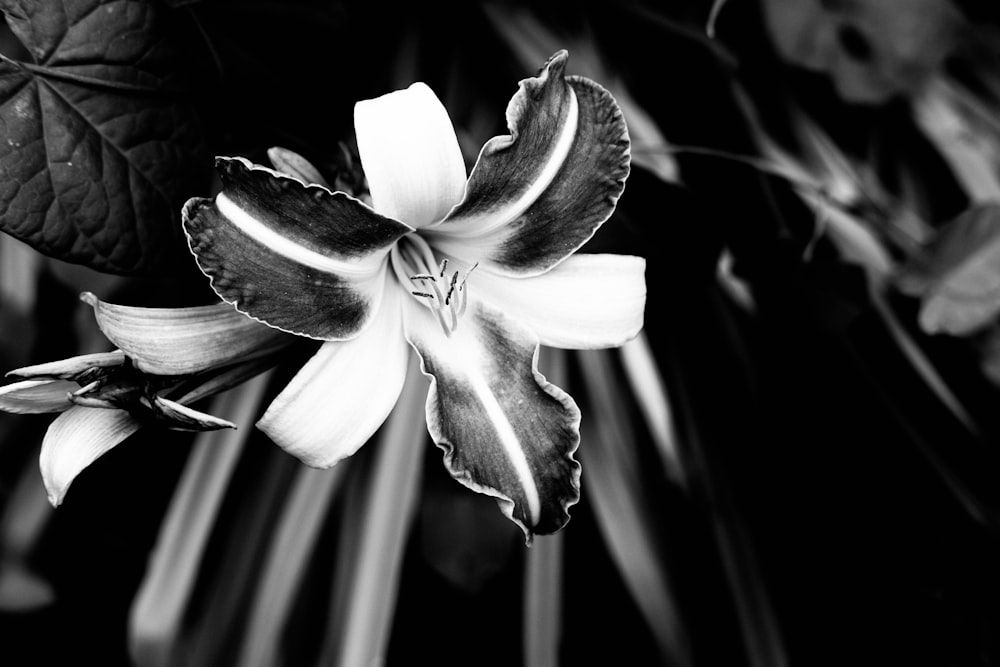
234, 464, 344, 667
618, 333, 686, 487
523, 345, 568, 667
317, 356, 426, 667
576, 348, 692, 667
913, 77, 1000, 204
523, 530, 563, 667
0, 0, 207, 274
0, 454, 54, 612
128, 372, 270, 667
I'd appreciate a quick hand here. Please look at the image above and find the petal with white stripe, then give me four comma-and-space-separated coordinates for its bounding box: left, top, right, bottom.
403, 297, 581, 540
431, 50, 630, 277
183, 157, 413, 341
257, 282, 410, 467
39, 406, 141, 506
471, 253, 646, 349
83, 292, 290, 376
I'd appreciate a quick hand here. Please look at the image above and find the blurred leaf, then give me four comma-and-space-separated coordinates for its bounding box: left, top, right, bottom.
317, 357, 426, 667
897, 204, 1000, 335
523, 530, 563, 667
576, 348, 692, 667
128, 372, 270, 667
618, 333, 687, 487
914, 77, 1000, 203
0, 0, 207, 274
235, 464, 344, 667
706, 0, 728, 38
0, 450, 53, 612
978, 324, 1000, 388
523, 345, 569, 667
0, 233, 40, 313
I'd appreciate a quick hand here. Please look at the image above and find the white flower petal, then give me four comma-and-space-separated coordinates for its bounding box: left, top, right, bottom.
354, 83, 467, 227
40, 406, 140, 506
85, 292, 289, 375
471, 254, 646, 349
151, 395, 237, 431
8, 351, 125, 380
0, 380, 76, 413
257, 285, 410, 467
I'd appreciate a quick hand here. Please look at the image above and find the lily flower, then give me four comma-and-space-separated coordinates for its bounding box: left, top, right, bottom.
142, 50, 644, 538
0, 296, 290, 505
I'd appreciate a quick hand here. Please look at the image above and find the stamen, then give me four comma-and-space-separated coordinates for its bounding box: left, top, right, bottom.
433, 308, 451, 336
460, 262, 479, 290
445, 271, 459, 305
391, 234, 478, 337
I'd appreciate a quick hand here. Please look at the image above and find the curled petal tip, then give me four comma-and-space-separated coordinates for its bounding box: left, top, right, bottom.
79, 292, 98, 307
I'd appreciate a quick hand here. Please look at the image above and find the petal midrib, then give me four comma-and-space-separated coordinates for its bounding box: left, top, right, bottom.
439, 86, 579, 238
216, 193, 387, 277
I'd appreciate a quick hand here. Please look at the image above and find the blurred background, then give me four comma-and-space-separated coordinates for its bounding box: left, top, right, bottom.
2, 0, 1000, 665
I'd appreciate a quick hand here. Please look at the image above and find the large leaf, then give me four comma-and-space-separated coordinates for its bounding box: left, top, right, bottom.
0, 0, 207, 274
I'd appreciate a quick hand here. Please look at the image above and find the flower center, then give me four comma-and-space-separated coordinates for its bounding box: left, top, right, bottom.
391, 234, 478, 337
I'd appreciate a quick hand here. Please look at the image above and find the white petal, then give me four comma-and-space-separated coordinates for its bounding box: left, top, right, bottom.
151, 395, 237, 431
8, 350, 125, 380
354, 83, 467, 227
40, 407, 141, 506
257, 286, 410, 467
471, 254, 646, 348
0, 380, 75, 413
84, 292, 289, 375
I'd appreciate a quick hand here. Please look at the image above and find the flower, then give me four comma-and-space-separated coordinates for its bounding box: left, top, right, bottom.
11, 49, 644, 539
171, 49, 644, 539
0, 296, 289, 505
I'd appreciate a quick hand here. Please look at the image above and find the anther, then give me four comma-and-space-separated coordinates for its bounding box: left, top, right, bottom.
445, 271, 459, 305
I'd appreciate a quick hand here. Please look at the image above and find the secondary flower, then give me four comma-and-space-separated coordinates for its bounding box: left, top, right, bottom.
175, 49, 644, 539
0, 296, 289, 505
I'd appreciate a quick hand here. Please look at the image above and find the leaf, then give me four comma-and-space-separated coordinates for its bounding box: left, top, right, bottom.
706, 0, 728, 38
896, 204, 1000, 335
234, 464, 344, 667
128, 372, 270, 667
0, 0, 207, 274
316, 356, 426, 667
575, 348, 692, 667
978, 324, 1000, 388
913, 76, 1000, 203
